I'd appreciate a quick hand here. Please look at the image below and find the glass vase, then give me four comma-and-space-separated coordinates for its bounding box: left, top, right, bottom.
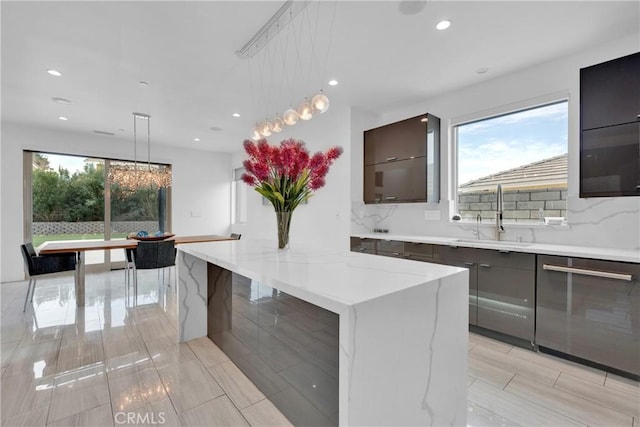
275, 211, 292, 250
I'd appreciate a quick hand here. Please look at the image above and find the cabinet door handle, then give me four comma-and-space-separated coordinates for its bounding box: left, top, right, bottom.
480, 263, 491, 268
464, 262, 474, 267
498, 249, 510, 254
636, 185, 640, 191
543, 264, 632, 281
392, 252, 401, 256
385, 157, 398, 162
385, 196, 397, 200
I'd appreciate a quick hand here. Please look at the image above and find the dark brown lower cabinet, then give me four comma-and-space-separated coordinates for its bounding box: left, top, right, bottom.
350, 238, 537, 341
349, 237, 377, 254
476, 249, 536, 342
537, 255, 640, 376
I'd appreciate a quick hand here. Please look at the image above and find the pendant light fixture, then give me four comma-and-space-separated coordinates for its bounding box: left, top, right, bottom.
239, 0, 337, 138
107, 112, 171, 190
311, 90, 330, 113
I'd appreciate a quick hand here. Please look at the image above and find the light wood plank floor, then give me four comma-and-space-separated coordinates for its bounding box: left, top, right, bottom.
1, 270, 638, 426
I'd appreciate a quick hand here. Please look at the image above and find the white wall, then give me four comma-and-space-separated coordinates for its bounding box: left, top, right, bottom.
231, 105, 352, 252
351, 33, 640, 251
0, 122, 231, 282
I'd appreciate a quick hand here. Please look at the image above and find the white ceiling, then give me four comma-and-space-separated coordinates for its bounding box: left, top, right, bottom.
2, 1, 639, 152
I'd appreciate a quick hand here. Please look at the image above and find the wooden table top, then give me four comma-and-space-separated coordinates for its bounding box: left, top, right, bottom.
39, 234, 235, 254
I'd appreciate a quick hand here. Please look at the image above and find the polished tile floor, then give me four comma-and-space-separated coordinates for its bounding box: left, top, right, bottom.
1, 270, 638, 426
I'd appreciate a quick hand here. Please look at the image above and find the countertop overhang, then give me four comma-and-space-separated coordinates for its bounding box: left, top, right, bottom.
353, 232, 640, 264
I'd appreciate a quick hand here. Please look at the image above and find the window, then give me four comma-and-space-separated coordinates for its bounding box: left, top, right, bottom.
26, 151, 171, 269
231, 167, 247, 224
455, 101, 568, 223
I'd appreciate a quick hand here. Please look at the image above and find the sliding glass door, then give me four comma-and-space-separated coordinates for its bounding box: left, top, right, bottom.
108, 159, 170, 267
25, 151, 171, 271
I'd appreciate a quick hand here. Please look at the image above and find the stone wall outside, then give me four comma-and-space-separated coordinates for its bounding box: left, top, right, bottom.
32, 221, 162, 235
458, 188, 567, 222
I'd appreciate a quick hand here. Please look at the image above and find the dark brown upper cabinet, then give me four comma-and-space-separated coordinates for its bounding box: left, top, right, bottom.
580, 52, 640, 197
363, 113, 440, 204
364, 115, 429, 165
580, 52, 640, 131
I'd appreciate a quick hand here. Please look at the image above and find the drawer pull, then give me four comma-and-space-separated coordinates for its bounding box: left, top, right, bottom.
385, 196, 397, 200
385, 157, 398, 162
543, 264, 632, 281
464, 262, 474, 267
480, 264, 491, 268
498, 249, 510, 254
393, 252, 401, 256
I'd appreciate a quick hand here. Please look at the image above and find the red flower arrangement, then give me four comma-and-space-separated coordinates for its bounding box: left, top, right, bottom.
241, 138, 343, 248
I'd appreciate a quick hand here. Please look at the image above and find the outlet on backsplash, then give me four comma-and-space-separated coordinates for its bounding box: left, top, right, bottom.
373, 228, 389, 233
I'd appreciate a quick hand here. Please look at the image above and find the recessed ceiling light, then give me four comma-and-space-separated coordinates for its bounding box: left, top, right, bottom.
47, 69, 62, 77
328, 79, 338, 86
436, 20, 451, 30
51, 97, 72, 105
58, 116, 68, 121
232, 113, 241, 118
193, 138, 200, 142
476, 67, 489, 74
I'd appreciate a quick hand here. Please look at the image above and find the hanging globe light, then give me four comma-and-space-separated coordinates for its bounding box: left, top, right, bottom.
251, 125, 261, 141
260, 121, 272, 137
271, 115, 284, 133
297, 98, 313, 121
283, 107, 299, 126
311, 90, 330, 113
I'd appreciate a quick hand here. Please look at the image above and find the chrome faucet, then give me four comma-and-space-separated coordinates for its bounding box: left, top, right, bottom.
473, 213, 482, 239
495, 184, 505, 240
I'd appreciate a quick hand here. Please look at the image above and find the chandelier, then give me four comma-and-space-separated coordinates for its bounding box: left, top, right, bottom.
238, 0, 336, 139
107, 113, 172, 191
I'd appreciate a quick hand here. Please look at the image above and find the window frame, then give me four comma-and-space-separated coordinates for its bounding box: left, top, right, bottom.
231, 166, 248, 225
24, 150, 173, 271
450, 93, 570, 224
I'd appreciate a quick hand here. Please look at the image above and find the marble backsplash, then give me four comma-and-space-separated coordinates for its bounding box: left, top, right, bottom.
351, 196, 640, 251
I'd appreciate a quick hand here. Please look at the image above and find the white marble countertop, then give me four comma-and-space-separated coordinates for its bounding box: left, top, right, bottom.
178, 238, 466, 314
353, 232, 640, 264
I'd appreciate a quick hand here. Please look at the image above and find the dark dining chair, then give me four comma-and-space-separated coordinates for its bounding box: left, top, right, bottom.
230, 233, 241, 240
130, 240, 176, 295
20, 243, 76, 312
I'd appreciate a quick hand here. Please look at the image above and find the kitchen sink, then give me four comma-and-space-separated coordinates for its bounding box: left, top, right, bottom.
452, 238, 533, 248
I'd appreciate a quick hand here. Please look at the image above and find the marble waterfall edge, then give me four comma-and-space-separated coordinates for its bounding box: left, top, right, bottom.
177, 251, 208, 342
339, 272, 468, 426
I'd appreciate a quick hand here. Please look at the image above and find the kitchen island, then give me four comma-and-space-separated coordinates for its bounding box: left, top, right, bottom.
177, 239, 468, 426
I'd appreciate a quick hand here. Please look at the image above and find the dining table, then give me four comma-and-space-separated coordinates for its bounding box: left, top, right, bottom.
38, 234, 235, 306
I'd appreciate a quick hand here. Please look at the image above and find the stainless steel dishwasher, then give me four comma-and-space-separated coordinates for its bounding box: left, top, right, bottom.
536, 255, 640, 377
